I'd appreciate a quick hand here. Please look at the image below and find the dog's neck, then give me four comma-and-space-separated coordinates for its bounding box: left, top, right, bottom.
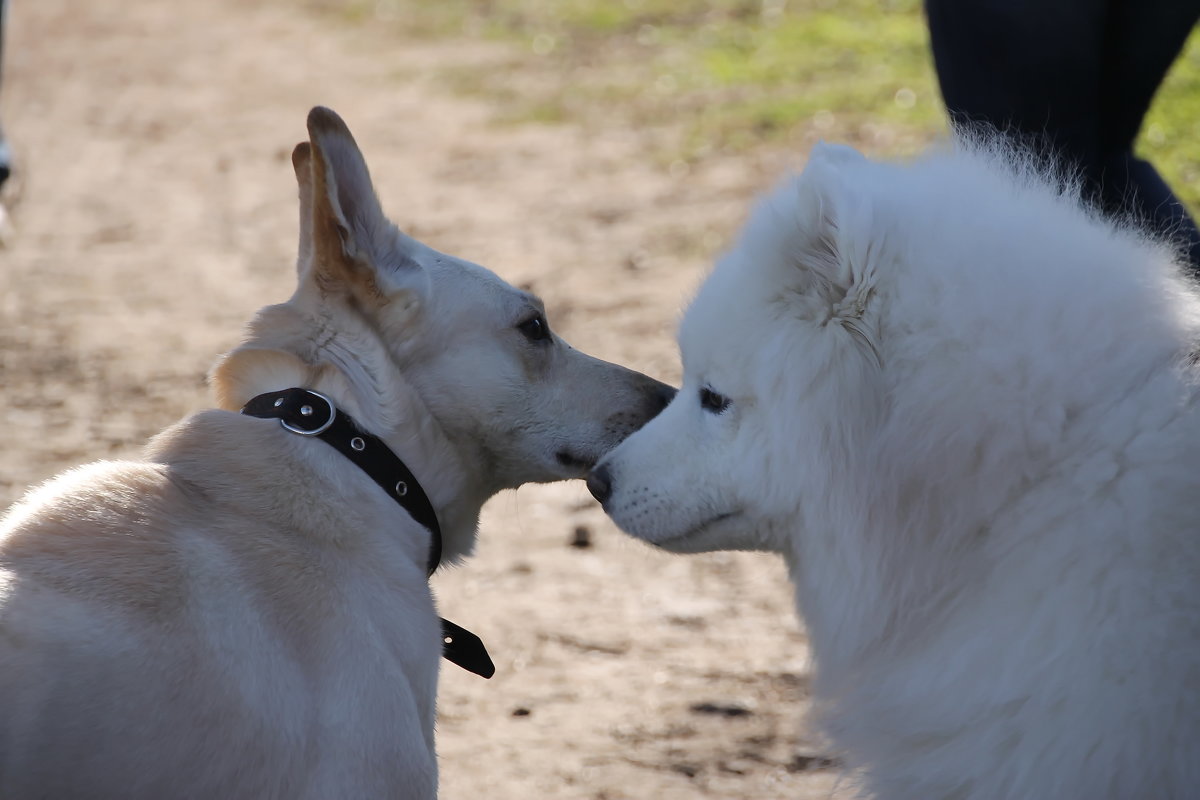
782, 465, 1003, 686
311, 371, 489, 566
220, 366, 487, 566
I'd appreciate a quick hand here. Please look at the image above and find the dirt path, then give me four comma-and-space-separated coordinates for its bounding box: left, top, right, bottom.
1, 2, 845, 797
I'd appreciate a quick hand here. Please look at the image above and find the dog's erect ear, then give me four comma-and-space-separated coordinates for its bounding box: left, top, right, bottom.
291, 142, 314, 276
785, 143, 882, 363
787, 142, 875, 309
303, 106, 397, 301
808, 140, 867, 169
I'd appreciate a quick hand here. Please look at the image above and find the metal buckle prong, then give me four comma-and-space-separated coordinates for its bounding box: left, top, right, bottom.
280, 390, 337, 436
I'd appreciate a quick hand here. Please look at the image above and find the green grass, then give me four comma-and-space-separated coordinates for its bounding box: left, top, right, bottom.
1142, 35, 1200, 211
315, 0, 1200, 209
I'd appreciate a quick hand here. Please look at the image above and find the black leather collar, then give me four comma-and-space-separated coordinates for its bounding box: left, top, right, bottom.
243, 388, 443, 574
242, 388, 494, 679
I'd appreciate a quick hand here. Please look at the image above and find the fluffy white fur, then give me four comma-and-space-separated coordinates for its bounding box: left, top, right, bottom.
593, 138, 1200, 799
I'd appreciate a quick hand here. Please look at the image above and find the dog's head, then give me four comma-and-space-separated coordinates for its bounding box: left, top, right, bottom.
588, 143, 885, 555
211, 107, 672, 554
591, 134, 1192, 561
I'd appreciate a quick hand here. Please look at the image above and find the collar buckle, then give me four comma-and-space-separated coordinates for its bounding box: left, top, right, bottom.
277, 389, 337, 436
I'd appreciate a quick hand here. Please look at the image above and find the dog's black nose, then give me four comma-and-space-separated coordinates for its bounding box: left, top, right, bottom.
587, 463, 613, 506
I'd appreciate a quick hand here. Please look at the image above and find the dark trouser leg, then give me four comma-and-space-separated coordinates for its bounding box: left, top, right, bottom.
1099, 152, 1200, 273
925, 0, 1108, 163
1094, 0, 1200, 272
925, 0, 1200, 275
0, 0, 9, 190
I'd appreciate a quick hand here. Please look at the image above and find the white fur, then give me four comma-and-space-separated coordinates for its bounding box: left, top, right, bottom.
594, 138, 1200, 799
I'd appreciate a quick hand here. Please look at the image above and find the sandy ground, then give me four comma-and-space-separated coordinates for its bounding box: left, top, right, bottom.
0, 1, 849, 797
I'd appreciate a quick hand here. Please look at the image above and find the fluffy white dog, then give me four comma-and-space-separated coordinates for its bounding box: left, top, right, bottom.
589, 139, 1200, 799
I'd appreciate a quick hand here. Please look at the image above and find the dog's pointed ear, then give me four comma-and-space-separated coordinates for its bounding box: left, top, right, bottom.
787, 142, 874, 306
303, 106, 397, 300
291, 142, 314, 276
809, 140, 867, 169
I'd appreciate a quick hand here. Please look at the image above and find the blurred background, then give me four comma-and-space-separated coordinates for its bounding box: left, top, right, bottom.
0, 2, 1196, 798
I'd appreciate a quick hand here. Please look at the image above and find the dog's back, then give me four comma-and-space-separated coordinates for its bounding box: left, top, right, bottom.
0, 412, 441, 798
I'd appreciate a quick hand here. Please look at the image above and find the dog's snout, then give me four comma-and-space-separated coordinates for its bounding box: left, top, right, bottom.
587, 463, 613, 506
649, 382, 677, 417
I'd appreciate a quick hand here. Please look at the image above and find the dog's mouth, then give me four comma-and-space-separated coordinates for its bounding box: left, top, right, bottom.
651, 510, 742, 550
555, 450, 596, 473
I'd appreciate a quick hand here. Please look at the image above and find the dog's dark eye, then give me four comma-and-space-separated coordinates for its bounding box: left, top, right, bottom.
699, 386, 731, 414
517, 315, 551, 342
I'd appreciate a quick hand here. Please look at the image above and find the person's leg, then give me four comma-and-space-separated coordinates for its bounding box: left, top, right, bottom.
924, 0, 1109, 166
1095, 0, 1200, 273
1099, 0, 1200, 153
926, 0, 1200, 274
0, 0, 10, 190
